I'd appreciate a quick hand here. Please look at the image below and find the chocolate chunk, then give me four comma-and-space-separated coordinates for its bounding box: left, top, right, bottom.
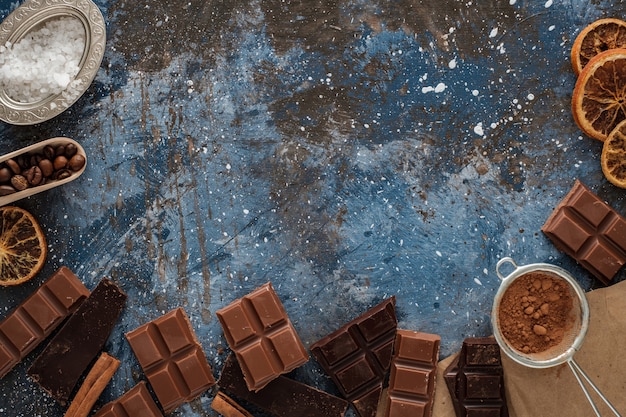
93, 381, 162, 417
444, 337, 509, 417
28, 278, 127, 406
216, 282, 308, 391
542, 180, 626, 284
0, 267, 89, 378
310, 297, 397, 417
217, 354, 350, 417
385, 330, 440, 417
125, 307, 215, 414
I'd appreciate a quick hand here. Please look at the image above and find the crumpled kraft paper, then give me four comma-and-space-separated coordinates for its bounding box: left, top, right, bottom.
432, 279, 626, 417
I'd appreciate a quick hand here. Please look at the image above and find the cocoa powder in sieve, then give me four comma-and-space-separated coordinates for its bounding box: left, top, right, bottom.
497, 271, 575, 354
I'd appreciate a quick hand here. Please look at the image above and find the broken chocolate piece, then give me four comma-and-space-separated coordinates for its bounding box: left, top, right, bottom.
0, 266, 89, 378
125, 307, 215, 414
28, 278, 127, 406
310, 297, 397, 417
216, 282, 308, 391
385, 330, 440, 417
542, 180, 626, 285
444, 337, 509, 417
218, 354, 350, 417
93, 381, 162, 417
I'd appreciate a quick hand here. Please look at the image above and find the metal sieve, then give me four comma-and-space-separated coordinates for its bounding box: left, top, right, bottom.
492, 257, 621, 417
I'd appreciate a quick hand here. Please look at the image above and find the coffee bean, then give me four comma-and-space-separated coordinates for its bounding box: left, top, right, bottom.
0, 185, 16, 196
38, 159, 54, 177
11, 175, 28, 191
53, 155, 68, 171
55, 169, 72, 180
0, 167, 11, 183
6, 159, 20, 175
43, 145, 55, 160
25, 166, 43, 186
65, 143, 78, 158
68, 154, 86, 171
55, 144, 65, 156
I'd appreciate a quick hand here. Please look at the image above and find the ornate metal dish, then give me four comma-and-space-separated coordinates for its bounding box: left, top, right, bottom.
0, 0, 106, 125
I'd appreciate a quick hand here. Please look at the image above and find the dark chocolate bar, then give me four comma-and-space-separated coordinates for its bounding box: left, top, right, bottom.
542, 180, 626, 284
125, 307, 215, 414
385, 330, 440, 417
93, 381, 163, 417
310, 297, 397, 417
216, 282, 308, 391
443, 337, 509, 417
217, 353, 350, 417
28, 278, 127, 406
0, 266, 89, 378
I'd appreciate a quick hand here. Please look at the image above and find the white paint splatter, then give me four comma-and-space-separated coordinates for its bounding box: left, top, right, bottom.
448, 58, 457, 69
527, 93, 535, 101
472, 89, 479, 96
489, 28, 498, 38
545, 0, 553, 7
509, 0, 516, 4
421, 82, 447, 94
436, 250, 442, 257
474, 278, 483, 286
473, 123, 484, 136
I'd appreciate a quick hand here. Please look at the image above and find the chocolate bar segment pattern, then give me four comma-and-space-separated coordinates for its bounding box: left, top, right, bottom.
218, 353, 350, 417
28, 277, 126, 406
443, 337, 509, 417
310, 297, 397, 417
0, 266, 89, 378
216, 282, 308, 391
94, 381, 163, 417
125, 307, 215, 414
542, 180, 626, 284
385, 330, 440, 417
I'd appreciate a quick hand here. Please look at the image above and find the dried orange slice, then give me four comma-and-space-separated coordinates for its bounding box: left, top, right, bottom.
571, 18, 626, 75
572, 48, 626, 141
0, 206, 47, 286
601, 118, 626, 188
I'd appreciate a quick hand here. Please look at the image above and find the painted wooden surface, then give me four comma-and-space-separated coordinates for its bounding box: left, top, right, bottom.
1, 0, 625, 416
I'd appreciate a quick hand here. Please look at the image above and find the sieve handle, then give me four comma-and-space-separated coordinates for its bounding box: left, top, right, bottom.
495, 257, 518, 281
567, 359, 622, 416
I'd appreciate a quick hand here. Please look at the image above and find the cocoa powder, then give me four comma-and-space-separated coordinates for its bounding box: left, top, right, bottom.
497, 271, 575, 354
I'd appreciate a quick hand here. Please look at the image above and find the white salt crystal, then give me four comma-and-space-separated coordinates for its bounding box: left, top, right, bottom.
0, 16, 86, 103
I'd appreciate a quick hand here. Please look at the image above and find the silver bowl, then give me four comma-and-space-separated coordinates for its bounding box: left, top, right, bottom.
0, 0, 106, 125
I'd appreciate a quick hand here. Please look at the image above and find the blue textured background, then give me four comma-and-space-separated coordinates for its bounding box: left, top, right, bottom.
1, 0, 625, 416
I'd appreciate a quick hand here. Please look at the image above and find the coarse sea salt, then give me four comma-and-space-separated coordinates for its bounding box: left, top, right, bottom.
0, 16, 85, 103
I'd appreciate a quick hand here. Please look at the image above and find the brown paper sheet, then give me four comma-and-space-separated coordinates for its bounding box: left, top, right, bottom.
432, 279, 626, 417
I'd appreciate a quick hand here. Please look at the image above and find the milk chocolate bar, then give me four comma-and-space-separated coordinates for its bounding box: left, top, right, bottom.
0, 266, 89, 378
217, 354, 350, 417
93, 381, 163, 417
216, 282, 308, 391
385, 330, 440, 417
28, 278, 127, 406
310, 297, 397, 417
542, 180, 626, 284
443, 337, 509, 417
125, 307, 215, 414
